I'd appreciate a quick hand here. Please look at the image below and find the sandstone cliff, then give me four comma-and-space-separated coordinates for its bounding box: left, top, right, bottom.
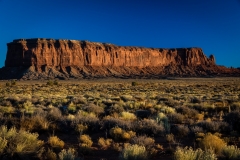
0, 38, 239, 79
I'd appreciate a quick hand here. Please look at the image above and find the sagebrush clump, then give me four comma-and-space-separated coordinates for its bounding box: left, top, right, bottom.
119, 144, 148, 160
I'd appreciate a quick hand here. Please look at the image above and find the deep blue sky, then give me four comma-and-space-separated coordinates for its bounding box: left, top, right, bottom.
0, 0, 240, 67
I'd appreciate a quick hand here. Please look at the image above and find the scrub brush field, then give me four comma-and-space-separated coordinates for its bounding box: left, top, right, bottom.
0, 78, 240, 160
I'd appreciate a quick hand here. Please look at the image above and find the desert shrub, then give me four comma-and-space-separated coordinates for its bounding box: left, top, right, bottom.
166, 133, 175, 143
158, 105, 175, 114
102, 116, 133, 130
107, 104, 124, 115
98, 137, 112, 149
130, 135, 155, 149
135, 110, 151, 119
172, 124, 190, 138
20, 117, 36, 131
47, 107, 63, 121
121, 95, 133, 102
5, 82, 10, 87
48, 136, 65, 150
191, 97, 202, 103
23, 100, 35, 114
174, 147, 217, 160
0, 106, 15, 114
156, 112, 167, 121
131, 81, 138, 86
195, 113, 205, 121
5, 80, 17, 87
79, 134, 93, 154
11, 80, 17, 85
132, 119, 165, 135
79, 134, 93, 148
119, 144, 148, 160
231, 102, 240, 110
83, 103, 104, 116
199, 133, 226, 154
73, 113, 100, 131
222, 145, 240, 160
0, 125, 44, 159
20, 111, 50, 131
68, 102, 77, 114
59, 148, 79, 160
176, 106, 199, 119
156, 112, 170, 133
75, 124, 88, 134
198, 121, 230, 133
164, 99, 179, 108
45, 148, 57, 160
190, 126, 204, 134
195, 132, 205, 139
168, 113, 185, 124
0, 137, 7, 154
0, 99, 13, 107
224, 111, 240, 133
53, 80, 58, 85
110, 127, 136, 141
72, 96, 87, 105
120, 111, 137, 121
47, 80, 58, 86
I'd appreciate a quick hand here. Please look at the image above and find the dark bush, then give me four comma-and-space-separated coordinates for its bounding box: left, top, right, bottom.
106, 104, 124, 115
176, 106, 199, 119
168, 113, 185, 124
224, 111, 240, 133
197, 121, 230, 133
102, 116, 133, 130
171, 124, 190, 138
131, 81, 138, 86
135, 110, 151, 119
83, 103, 104, 116
192, 97, 202, 103
132, 119, 165, 136
130, 135, 155, 149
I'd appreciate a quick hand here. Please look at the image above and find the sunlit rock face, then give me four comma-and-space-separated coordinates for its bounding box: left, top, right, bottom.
5, 39, 216, 67
1, 38, 239, 79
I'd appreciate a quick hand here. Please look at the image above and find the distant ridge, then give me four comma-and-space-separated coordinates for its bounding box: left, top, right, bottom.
0, 38, 239, 80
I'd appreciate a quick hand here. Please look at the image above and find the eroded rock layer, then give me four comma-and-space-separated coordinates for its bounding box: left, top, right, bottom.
1, 38, 239, 79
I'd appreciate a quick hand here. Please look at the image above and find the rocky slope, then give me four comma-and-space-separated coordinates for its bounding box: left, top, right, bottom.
0, 38, 239, 80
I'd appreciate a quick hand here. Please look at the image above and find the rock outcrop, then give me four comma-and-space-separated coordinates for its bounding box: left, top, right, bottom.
0, 38, 239, 80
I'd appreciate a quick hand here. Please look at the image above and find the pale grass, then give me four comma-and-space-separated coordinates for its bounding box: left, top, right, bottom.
119, 144, 148, 160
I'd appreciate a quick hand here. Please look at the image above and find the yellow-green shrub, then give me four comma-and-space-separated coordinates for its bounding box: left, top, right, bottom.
76, 124, 88, 134
79, 134, 93, 147
174, 147, 217, 160
48, 136, 65, 149
0, 137, 7, 154
45, 148, 57, 160
120, 111, 137, 121
0, 125, 44, 158
199, 133, 226, 154
110, 127, 136, 141
98, 137, 112, 149
222, 145, 240, 160
119, 144, 148, 160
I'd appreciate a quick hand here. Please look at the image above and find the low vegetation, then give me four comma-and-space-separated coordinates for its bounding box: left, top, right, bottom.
0, 78, 239, 159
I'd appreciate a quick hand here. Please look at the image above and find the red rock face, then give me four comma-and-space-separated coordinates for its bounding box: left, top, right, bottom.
5, 39, 215, 67
1, 38, 239, 79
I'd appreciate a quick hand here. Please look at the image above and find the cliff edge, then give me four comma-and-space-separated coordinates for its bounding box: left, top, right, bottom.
0, 38, 239, 79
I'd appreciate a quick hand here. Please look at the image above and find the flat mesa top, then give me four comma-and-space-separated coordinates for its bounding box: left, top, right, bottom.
9, 38, 200, 50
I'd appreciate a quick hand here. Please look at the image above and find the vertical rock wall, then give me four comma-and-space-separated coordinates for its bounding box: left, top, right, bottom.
5, 39, 216, 68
